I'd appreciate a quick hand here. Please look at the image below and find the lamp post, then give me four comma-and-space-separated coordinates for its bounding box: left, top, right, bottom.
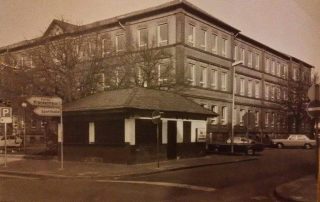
21, 102, 27, 153
231, 60, 244, 153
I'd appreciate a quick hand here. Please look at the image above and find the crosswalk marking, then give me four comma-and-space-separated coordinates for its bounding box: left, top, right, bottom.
97, 180, 216, 192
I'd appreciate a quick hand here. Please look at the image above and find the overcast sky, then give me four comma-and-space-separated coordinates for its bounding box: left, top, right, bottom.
0, 0, 319, 72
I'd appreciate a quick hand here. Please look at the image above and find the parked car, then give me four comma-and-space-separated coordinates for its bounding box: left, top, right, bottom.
271, 134, 316, 149
0, 135, 23, 148
208, 136, 264, 155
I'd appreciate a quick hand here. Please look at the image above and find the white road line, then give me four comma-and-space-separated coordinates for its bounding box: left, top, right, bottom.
0, 174, 38, 180
97, 180, 216, 192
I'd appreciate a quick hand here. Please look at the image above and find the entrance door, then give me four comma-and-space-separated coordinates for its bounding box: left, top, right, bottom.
167, 121, 177, 159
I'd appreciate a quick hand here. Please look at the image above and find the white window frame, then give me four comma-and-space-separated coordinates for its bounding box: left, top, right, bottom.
221, 38, 227, 57
211, 69, 218, 89
248, 51, 252, 67
221, 106, 228, 125
277, 62, 281, 76
115, 34, 125, 52
240, 78, 245, 96
221, 72, 227, 91
255, 53, 260, 69
265, 58, 270, 73
265, 112, 269, 127
187, 63, 196, 86
138, 28, 148, 48
199, 29, 207, 50
199, 66, 207, 88
271, 60, 275, 75
255, 81, 260, 98
213, 34, 218, 54
240, 48, 245, 61
248, 80, 253, 97
240, 109, 245, 126
255, 111, 259, 127
265, 84, 269, 100
157, 23, 168, 46
188, 24, 195, 46
234, 45, 238, 60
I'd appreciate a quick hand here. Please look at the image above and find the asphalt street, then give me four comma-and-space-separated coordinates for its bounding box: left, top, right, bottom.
0, 149, 316, 202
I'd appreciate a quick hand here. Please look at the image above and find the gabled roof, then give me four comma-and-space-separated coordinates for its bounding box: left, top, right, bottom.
63, 87, 216, 117
43, 19, 79, 37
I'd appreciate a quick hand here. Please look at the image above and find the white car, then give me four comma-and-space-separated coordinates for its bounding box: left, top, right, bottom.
272, 134, 316, 149
226, 137, 255, 144
0, 135, 23, 148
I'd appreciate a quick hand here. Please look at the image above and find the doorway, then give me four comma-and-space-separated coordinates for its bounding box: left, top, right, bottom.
167, 120, 177, 159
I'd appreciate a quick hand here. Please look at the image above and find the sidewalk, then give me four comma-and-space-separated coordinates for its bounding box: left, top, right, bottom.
0, 154, 257, 179
274, 175, 317, 202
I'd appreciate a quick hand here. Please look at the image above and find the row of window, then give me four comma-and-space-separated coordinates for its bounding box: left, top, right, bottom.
186, 62, 228, 91
236, 76, 260, 98
187, 23, 228, 57
204, 104, 288, 128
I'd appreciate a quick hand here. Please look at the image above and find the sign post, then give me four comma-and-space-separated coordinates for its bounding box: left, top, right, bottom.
152, 111, 161, 168
27, 96, 63, 169
0, 107, 12, 167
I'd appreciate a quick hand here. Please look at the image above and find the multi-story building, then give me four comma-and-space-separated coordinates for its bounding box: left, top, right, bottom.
0, 0, 313, 145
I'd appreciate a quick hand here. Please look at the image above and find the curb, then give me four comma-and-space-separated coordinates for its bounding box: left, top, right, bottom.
0, 157, 258, 180
110, 157, 258, 179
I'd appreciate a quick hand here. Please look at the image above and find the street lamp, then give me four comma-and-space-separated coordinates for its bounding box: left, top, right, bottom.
21, 102, 27, 153
231, 60, 244, 153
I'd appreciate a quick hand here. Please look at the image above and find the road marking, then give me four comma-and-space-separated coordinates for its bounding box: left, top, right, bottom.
97, 180, 216, 192
0, 174, 38, 180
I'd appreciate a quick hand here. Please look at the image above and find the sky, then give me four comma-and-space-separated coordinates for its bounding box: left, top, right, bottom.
0, 0, 319, 72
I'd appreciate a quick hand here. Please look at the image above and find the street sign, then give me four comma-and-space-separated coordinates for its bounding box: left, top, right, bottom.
33, 107, 62, 117
0, 107, 12, 123
27, 96, 62, 107
152, 111, 161, 124
308, 84, 320, 101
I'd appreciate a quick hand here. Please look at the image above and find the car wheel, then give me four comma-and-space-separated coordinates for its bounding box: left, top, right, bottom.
304, 144, 312, 149
277, 143, 284, 149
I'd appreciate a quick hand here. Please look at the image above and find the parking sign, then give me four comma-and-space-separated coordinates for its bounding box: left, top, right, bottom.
0, 107, 12, 123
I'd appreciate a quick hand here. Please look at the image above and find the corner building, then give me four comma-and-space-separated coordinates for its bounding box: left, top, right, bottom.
0, 0, 313, 147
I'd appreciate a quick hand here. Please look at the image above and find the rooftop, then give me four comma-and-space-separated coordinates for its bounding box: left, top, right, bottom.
63, 87, 217, 117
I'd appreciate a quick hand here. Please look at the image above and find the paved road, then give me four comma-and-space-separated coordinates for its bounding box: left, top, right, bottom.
0, 149, 316, 202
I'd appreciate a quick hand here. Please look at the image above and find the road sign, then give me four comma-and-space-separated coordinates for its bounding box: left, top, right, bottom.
308, 84, 320, 101
33, 107, 62, 117
152, 111, 161, 124
27, 96, 62, 107
307, 101, 320, 119
0, 107, 12, 123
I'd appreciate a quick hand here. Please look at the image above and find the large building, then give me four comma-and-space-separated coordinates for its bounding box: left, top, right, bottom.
0, 0, 313, 156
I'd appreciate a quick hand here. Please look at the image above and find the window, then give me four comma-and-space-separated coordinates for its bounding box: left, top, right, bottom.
221, 38, 227, 57
255, 81, 260, 98
40, 120, 46, 128
248, 80, 253, 97
255, 111, 259, 127
265, 58, 270, 73
265, 112, 269, 127
271, 113, 275, 127
271, 60, 275, 75
265, 84, 269, 100
283, 65, 288, 78
293, 68, 297, 80
115, 34, 125, 52
138, 28, 148, 48
240, 109, 245, 126
271, 86, 275, 100
199, 66, 207, 87
277, 62, 281, 76
102, 38, 110, 56
187, 24, 195, 46
211, 69, 218, 89
240, 48, 245, 61
199, 29, 207, 50
95, 73, 105, 90
212, 34, 218, 54
248, 51, 253, 67
211, 105, 218, 125
255, 54, 260, 69
19, 57, 24, 67
240, 78, 245, 95
158, 63, 168, 85
234, 45, 238, 60
283, 89, 288, 100
157, 23, 168, 46
186, 63, 195, 85
221, 72, 227, 91
221, 106, 228, 125
277, 87, 281, 100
